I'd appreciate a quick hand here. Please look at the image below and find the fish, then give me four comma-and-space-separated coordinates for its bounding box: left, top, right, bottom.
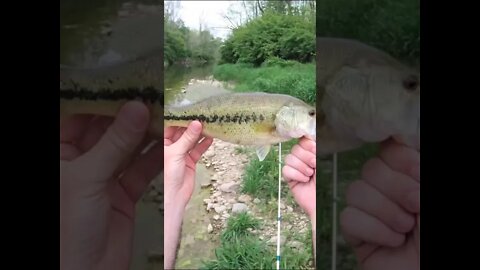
60, 89, 316, 161
316, 37, 420, 154
164, 92, 316, 161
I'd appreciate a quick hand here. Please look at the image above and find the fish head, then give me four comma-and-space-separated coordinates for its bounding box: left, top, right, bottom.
323, 54, 420, 150
275, 103, 316, 140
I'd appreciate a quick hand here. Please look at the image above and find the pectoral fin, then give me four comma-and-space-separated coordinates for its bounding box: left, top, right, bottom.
255, 145, 271, 161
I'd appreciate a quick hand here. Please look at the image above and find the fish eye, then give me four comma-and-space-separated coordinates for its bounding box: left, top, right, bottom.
308, 110, 315, 116
403, 75, 419, 91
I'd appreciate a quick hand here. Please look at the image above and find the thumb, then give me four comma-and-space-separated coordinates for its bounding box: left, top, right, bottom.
173, 121, 203, 154
82, 101, 150, 179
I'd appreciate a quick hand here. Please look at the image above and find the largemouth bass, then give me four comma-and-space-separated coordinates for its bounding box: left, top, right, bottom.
164, 92, 316, 160
60, 88, 316, 161
316, 37, 420, 153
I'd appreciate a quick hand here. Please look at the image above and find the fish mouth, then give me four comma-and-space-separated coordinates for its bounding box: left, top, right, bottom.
392, 118, 420, 150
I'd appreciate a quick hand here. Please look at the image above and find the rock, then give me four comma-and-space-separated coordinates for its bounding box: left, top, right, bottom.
232, 203, 248, 213
287, 206, 293, 212
238, 194, 252, 203
213, 215, 220, 220
207, 224, 213, 233
253, 198, 261, 204
299, 228, 308, 234
207, 203, 213, 211
203, 199, 211, 205
219, 182, 239, 193
285, 225, 293, 230
222, 213, 230, 218
213, 191, 222, 197
287, 241, 304, 250
201, 181, 211, 188
205, 150, 215, 158
229, 162, 236, 166
267, 236, 286, 246
214, 205, 226, 213
280, 202, 286, 210
228, 198, 237, 204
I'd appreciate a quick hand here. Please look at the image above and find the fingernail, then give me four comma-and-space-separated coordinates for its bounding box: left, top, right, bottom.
307, 168, 314, 176
189, 121, 202, 134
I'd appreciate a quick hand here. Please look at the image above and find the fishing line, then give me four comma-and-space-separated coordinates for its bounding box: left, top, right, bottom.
276, 142, 282, 270
331, 152, 338, 270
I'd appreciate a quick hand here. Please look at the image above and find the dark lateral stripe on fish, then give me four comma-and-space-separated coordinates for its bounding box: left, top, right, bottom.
165, 112, 265, 124
59, 87, 163, 103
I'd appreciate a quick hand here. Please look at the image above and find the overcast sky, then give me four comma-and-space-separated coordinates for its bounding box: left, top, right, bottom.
177, 1, 240, 40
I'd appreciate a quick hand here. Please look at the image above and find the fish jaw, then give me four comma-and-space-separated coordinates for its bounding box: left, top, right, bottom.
274, 104, 316, 140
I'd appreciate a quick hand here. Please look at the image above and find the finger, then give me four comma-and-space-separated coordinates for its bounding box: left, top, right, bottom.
340, 207, 405, 248
379, 140, 420, 182
299, 137, 316, 155
77, 116, 114, 152
284, 153, 314, 177
171, 121, 203, 154
362, 158, 420, 213
60, 143, 81, 161
120, 142, 164, 202
60, 115, 94, 143
345, 180, 416, 233
112, 136, 158, 177
282, 165, 310, 182
291, 144, 316, 168
81, 101, 150, 180
189, 137, 213, 163
172, 127, 187, 142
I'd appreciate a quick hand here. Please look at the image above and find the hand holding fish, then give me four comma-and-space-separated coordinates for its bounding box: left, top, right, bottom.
282, 137, 316, 219
340, 139, 420, 270
60, 101, 162, 270
164, 120, 213, 269
282, 136, 317, 261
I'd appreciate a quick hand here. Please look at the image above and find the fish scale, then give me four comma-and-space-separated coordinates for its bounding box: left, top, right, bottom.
164, 92, 315, 146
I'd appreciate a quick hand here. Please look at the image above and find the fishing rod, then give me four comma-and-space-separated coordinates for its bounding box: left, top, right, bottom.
332, 153, 338, 270
276, 142, 282, 270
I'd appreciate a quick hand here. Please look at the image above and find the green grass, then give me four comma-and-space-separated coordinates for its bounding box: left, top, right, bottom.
221, 212, 260, 242
241, 140, 298, 201
201, 212, 313, 270
213, 61, 316, 105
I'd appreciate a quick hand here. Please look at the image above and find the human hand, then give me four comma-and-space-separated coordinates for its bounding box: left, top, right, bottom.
163, 121, 212, 269
60, 101, 163, 270
282, 137, 316, 219
163, 121, 213, 210
340, 139, 420, 270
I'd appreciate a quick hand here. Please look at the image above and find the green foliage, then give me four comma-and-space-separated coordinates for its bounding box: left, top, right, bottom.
220, 11, 315, 66
317, 0, 420, 65
164, 15, 221, 65
201, 212, 313, 270
213, 62, 315, 105
221, 212, 260, 242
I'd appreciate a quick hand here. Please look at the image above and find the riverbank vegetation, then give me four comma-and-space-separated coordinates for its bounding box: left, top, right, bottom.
164, 2, 222, 66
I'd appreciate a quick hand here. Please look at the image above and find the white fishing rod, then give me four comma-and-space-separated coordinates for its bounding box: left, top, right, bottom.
276, 142, 282, 270
331, 152, 338, 270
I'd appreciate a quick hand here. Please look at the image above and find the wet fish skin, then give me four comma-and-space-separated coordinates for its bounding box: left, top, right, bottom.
164, 92, 316, 147
316, 37, 420, 153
